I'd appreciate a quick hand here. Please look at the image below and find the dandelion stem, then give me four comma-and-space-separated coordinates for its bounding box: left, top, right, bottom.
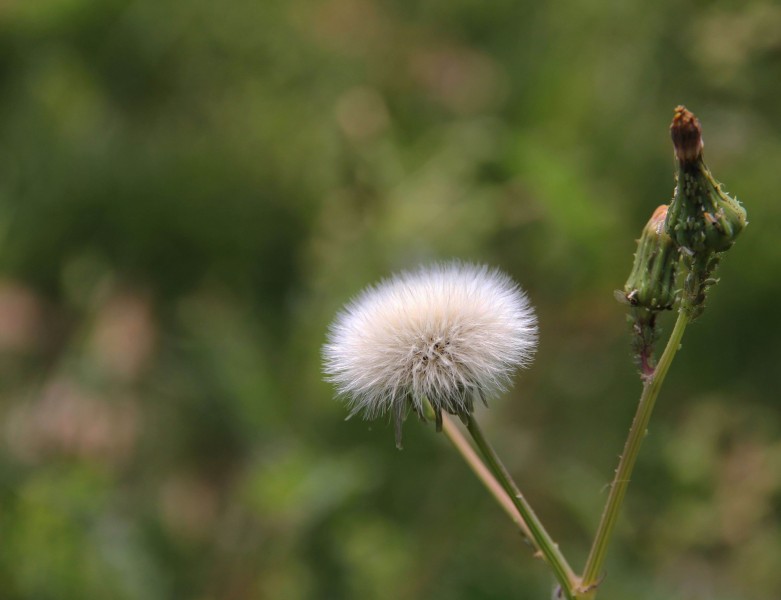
579, 309, 690, 595
464, 413, 579, 599
440, 413, 533, 541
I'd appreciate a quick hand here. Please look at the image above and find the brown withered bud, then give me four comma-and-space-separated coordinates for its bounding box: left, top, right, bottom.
665, 105, 747, 319
670, 106, 703, 164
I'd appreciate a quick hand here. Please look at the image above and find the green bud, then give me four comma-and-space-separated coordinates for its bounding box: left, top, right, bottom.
666, 106, 747, 254
619, 204, 680, 376
621, 205, 679, 312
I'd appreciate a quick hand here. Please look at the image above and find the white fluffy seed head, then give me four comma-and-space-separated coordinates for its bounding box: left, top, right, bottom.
323, 262, 538, 433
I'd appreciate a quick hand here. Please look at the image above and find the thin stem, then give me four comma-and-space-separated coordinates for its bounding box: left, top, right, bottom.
440, 413, 533, 541
464, 412, 579, 599
579, 309, 690, 594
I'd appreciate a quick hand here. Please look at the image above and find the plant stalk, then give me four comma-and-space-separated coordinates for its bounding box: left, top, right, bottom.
464, 413, 579, 599
440, 413, 533, 542
578, 309, 690, 595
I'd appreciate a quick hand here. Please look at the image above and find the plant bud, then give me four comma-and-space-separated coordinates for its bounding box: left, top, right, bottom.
666, 106, 747, 254
621, 205, 678, 311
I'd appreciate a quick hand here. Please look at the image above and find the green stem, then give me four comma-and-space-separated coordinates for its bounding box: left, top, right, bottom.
440, 413, 534, 542
464, 413, 579, 599
579, 309, 690, 595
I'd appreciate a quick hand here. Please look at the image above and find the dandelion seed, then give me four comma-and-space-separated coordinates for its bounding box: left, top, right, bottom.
323, 262, 538, 446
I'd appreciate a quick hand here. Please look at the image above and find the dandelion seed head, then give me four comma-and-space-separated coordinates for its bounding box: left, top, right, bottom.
323, 262, 538, 436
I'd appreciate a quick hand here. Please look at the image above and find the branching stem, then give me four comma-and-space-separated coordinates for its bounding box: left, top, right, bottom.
464, 413, 579, 599
440, 413, 533, 541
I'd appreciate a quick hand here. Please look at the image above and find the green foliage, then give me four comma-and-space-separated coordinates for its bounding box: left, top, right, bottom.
0, 0, 778, 598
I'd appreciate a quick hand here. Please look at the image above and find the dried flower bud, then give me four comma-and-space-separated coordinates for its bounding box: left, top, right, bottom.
665, 106, 748, 318
670, 105, 703, 164
666, 106, 747, 255
622, 205, 678, 312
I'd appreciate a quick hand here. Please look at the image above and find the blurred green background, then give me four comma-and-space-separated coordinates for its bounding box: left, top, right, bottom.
0, 1, 779, 599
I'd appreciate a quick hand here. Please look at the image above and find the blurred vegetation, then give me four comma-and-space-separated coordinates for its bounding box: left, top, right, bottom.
0, 1, 779, 598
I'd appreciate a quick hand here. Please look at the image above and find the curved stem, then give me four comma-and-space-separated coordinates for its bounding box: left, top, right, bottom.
464, 413, 579, 599
440, 414, 533, 542
579, 309, 690, 594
